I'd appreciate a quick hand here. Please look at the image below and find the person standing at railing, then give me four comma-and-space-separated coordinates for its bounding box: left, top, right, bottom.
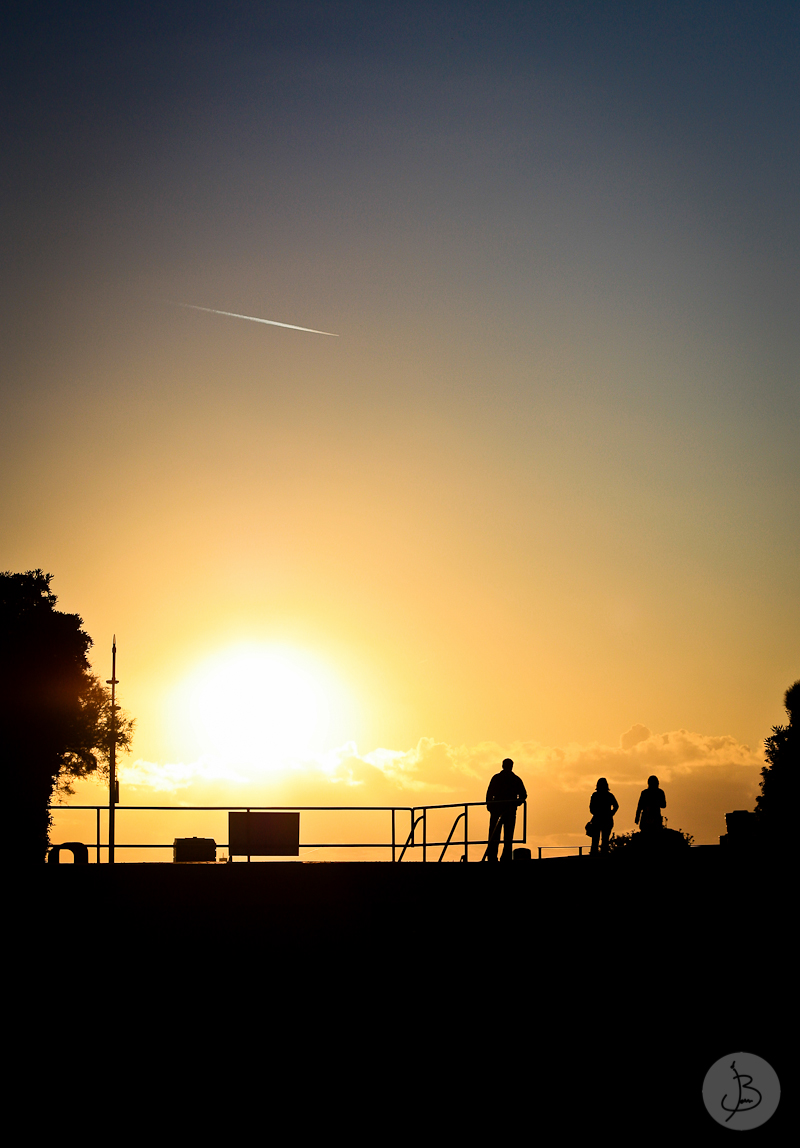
588, 777, 619, 856
486, 758, 527, 862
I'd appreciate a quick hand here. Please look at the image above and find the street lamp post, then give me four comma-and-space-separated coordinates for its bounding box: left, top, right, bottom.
107, 636, 118, 863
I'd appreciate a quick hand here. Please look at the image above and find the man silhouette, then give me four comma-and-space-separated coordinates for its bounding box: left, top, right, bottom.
486, 758, 527, 862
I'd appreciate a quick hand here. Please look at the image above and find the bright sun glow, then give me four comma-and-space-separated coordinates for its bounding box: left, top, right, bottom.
173, 644, 336, 770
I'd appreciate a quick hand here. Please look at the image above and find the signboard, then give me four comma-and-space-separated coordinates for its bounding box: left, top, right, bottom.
228, 812, 300, 857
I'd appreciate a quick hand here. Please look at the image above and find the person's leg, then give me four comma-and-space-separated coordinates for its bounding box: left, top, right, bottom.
501, 810, 517, 862
487, 811, 501, 861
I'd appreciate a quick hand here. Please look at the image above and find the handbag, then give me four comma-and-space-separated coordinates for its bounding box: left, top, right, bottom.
585, 819, 595, 837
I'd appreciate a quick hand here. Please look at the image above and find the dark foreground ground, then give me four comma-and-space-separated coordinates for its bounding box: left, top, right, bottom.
11, 850, 787, 1142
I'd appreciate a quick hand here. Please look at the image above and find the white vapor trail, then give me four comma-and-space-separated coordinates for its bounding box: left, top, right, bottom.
170, 301, 339, 337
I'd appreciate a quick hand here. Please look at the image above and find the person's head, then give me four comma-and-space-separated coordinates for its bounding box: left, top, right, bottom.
596, 777, 609, 791
502, 758, 514, 771
647, 775, 659, 788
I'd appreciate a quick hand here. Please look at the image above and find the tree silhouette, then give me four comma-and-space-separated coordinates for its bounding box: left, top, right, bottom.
0, 570, 134, 862
755, 680, 798, 843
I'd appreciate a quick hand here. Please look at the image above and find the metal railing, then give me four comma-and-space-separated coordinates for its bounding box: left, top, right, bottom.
47, 800, 530, 863
536, 845, 590, 858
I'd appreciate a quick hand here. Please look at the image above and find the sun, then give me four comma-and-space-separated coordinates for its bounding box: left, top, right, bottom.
174, 644, 335, 770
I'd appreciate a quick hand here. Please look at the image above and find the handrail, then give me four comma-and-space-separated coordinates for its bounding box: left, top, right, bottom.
397, 814, 425, 863
48, 804, 416, 811
536, 846, 588, 858
438, 810, 466, 862
47, 800, 527, 862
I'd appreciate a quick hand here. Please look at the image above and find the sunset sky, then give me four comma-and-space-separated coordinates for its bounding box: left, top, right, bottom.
3, 2, 798, 855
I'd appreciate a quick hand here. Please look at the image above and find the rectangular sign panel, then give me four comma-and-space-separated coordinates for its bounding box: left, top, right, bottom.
228, 812, 300, 857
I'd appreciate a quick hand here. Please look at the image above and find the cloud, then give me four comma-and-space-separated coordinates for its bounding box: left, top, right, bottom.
119, 758, 249, 792
620, 724, 651, 750
503, 728, 761, 789
115, 726, 765, 844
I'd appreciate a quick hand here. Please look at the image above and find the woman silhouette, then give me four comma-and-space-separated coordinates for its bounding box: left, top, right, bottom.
589, 778, 619, 855
635, 775, 666, 833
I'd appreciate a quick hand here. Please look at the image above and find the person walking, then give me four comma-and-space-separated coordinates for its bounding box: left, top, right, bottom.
588, 777, 619, 856
486, 758, 527, 862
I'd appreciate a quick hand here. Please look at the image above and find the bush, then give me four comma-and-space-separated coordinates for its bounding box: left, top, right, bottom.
609, 827, 694, 853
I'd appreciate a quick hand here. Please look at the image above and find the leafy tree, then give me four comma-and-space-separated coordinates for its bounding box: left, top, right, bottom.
755, 680, 798, 840
0, 570, 134, 862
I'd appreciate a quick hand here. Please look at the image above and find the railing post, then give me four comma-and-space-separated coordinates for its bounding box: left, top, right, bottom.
538, 846, 542, 860
422, 807, 427, 863
464, 803, 468, 862
96, 806, 101, 864
392, 808, 396, 862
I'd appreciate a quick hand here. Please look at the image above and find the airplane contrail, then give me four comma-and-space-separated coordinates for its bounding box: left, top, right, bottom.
169, 301, 339, 337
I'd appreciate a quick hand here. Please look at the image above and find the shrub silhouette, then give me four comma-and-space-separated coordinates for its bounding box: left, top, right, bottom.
609, 827, 693, 853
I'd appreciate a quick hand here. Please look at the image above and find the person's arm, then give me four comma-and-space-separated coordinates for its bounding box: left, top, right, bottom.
517, 781, 527, 806
634, 793, 642, 825
486, 777, 496, 810
659, 790, 666, 809
611, 794, 619, 817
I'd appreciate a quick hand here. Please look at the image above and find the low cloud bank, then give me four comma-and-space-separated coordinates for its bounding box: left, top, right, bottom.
116, 725, 765, 844
120, 758, 250, 792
